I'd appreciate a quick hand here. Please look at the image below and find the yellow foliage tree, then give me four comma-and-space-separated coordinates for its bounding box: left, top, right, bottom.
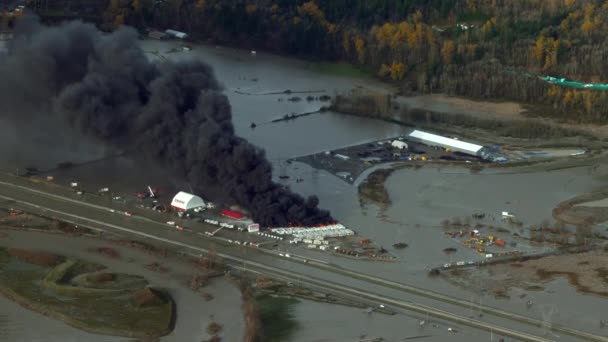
298, 1, 327, 27
342, 31, 351, 56
441, 40, 455, 64
390, 62, 406, 81
245, 4, 257, 15
195, 0, 206, 9
132, 0, 141, 12
581, 17, 595, 35
563, 90, 574, 105
550, 39, 559, 66
378, 64, 391, 78
113, 13, 124, 27
532, 36, 545, 62
355, 38, 365, 64
466, 44, 477, 58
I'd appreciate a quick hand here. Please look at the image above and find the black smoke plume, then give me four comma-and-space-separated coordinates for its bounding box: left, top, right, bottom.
0, 17, 333, 227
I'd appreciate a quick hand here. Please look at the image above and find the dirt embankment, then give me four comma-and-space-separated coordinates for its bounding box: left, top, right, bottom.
331, 90, 607, 149
553, 188, 608, 225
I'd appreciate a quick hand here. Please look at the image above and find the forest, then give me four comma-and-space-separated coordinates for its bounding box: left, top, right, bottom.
24, 0, 608, 123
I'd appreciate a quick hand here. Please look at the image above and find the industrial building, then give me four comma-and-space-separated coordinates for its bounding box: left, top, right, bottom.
171, 191, 205, 211
407, 130, 489, 158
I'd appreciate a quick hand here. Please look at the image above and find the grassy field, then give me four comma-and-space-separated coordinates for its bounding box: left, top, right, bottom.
257, 294, 299, 342
0, 248, 173, 338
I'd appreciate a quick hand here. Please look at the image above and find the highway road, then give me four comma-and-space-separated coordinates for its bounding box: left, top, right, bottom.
0, 177, 606, 342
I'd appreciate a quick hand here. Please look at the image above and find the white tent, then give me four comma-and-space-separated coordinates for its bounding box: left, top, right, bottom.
391, 140, 408, 150
171, 191, 205, 211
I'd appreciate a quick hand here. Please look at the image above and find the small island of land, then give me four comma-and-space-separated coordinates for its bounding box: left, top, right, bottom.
0, 247, 174, 339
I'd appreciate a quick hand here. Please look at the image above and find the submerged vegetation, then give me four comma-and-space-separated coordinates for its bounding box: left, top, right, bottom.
256, 295, 299, 342
0, 247, 173, 338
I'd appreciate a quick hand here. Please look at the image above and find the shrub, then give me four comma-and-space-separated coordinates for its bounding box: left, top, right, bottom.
95, 247, 120, 259
93, 272, 114, 283
7, 248, 64, 267
207, 322, 222, 335
133, 288, 163, 307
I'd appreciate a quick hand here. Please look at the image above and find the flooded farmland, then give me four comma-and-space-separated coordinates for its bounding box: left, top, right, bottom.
1, 36, 608, 340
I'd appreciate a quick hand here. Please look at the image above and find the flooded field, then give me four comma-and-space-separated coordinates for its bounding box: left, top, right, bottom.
291, 299, 493, 342
2, 36, 608, 340
0, 230, 244, 342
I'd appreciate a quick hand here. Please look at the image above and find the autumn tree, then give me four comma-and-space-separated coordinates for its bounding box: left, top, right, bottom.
441, 40, 455, 65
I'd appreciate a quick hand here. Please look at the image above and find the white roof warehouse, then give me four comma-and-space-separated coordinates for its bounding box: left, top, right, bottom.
171, 191, 205, 211
407, 130, 486, 157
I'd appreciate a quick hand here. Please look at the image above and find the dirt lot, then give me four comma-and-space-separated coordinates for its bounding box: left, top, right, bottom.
399, 94, 608, 140
293, 136, 482, 184
444, 250, 608, 298
398, 94, 528, 120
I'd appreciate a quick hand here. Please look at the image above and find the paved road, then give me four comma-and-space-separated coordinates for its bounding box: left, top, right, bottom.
0, 178, 605, 342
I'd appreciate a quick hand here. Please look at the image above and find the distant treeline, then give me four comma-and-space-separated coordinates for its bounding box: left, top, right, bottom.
29, 0, 608, 122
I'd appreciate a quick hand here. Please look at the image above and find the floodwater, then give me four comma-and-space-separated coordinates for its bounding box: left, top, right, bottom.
1, 37, 608, 339
292, 299, 494, 342
0, 230, 245, 342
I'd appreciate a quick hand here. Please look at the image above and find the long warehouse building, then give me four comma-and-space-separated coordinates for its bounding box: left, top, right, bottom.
407, 130, 488, 157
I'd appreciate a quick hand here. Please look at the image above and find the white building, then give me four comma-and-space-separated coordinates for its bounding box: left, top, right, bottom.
391, 140, 408, 150
165, 29, 188, 39
171, 191, 205, 211
407, 130, 486, 157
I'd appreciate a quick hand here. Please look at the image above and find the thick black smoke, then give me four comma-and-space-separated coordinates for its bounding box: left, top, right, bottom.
0, 17, 333, 227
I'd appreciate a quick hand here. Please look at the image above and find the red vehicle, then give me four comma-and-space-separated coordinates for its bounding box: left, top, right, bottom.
135, 192, 147, 199
9, 208, 23, 216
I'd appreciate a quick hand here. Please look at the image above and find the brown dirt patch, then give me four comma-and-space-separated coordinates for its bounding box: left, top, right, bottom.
417, 94, 526, 120
6, 248, 64, 267
133, 288, 163, 307
91, 247, 120, 259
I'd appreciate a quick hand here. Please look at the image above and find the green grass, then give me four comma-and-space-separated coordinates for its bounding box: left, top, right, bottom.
311, 62, 371, 78
0, 253, 172, 337
257, 295, 299, 342
77, 273, 148, 290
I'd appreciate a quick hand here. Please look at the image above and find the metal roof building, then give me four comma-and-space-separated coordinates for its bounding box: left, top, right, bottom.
171, 191, 205, 211
221, 209, 245, 220
407, 130, 485, 156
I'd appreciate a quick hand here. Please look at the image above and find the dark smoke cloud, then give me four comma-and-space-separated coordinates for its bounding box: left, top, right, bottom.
0, 17, 333, 227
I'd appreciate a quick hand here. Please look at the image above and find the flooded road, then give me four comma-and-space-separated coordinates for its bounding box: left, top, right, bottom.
1, 37, 608, 340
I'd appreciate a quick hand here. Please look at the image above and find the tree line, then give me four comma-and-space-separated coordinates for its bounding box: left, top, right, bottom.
31, 0, 608, 123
